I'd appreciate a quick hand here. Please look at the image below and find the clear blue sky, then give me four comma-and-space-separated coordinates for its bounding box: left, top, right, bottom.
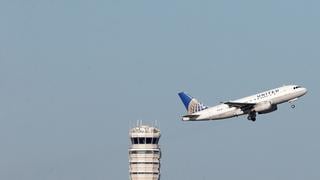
0, 0, 319, 179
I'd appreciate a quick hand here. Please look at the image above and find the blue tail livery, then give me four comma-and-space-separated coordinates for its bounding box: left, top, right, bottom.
178, 92, 208, 114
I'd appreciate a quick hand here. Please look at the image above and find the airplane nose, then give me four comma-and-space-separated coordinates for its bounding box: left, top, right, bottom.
302, 88, 308, 95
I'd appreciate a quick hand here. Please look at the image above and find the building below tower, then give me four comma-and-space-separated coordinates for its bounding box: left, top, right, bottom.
129, 124, 161, 180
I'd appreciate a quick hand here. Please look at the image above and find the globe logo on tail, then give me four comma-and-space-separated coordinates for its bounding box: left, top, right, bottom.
188, 99, 207, 114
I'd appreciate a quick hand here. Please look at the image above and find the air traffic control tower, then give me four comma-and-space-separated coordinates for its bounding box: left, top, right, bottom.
129, 124, 161, 180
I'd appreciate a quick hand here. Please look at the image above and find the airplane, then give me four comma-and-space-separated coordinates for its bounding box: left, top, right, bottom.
178, 85, 307, 122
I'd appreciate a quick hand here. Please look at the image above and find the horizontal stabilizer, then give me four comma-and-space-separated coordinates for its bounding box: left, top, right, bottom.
182, 114, 200, 118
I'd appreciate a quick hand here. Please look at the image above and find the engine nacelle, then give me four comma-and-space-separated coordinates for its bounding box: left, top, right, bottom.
253, 101, 278, 114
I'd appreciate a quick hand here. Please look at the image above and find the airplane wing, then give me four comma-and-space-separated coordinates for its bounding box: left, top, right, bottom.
224, 102, 256, 112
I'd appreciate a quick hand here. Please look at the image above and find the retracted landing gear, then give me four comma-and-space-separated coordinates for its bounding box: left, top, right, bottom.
291, 104, 295, 108
247, 111, 256, 122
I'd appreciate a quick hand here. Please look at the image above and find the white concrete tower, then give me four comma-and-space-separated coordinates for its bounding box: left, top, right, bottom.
129, 124, 161, 180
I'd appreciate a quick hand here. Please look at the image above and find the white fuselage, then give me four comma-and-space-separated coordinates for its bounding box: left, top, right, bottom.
183, 85, 307, 121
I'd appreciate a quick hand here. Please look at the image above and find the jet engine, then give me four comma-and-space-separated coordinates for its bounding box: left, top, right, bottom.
253, 101, 278, 114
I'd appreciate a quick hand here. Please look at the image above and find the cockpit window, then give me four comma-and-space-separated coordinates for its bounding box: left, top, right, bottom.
293, 86, 302, 89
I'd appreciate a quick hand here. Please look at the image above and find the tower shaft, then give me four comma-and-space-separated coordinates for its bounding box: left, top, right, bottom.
129, 125, 161, 180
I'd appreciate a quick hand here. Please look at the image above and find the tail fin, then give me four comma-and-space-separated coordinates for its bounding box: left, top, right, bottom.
178, 92, 208, 114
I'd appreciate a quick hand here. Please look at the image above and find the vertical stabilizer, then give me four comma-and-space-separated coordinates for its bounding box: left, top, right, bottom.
178, 92, 208, 114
